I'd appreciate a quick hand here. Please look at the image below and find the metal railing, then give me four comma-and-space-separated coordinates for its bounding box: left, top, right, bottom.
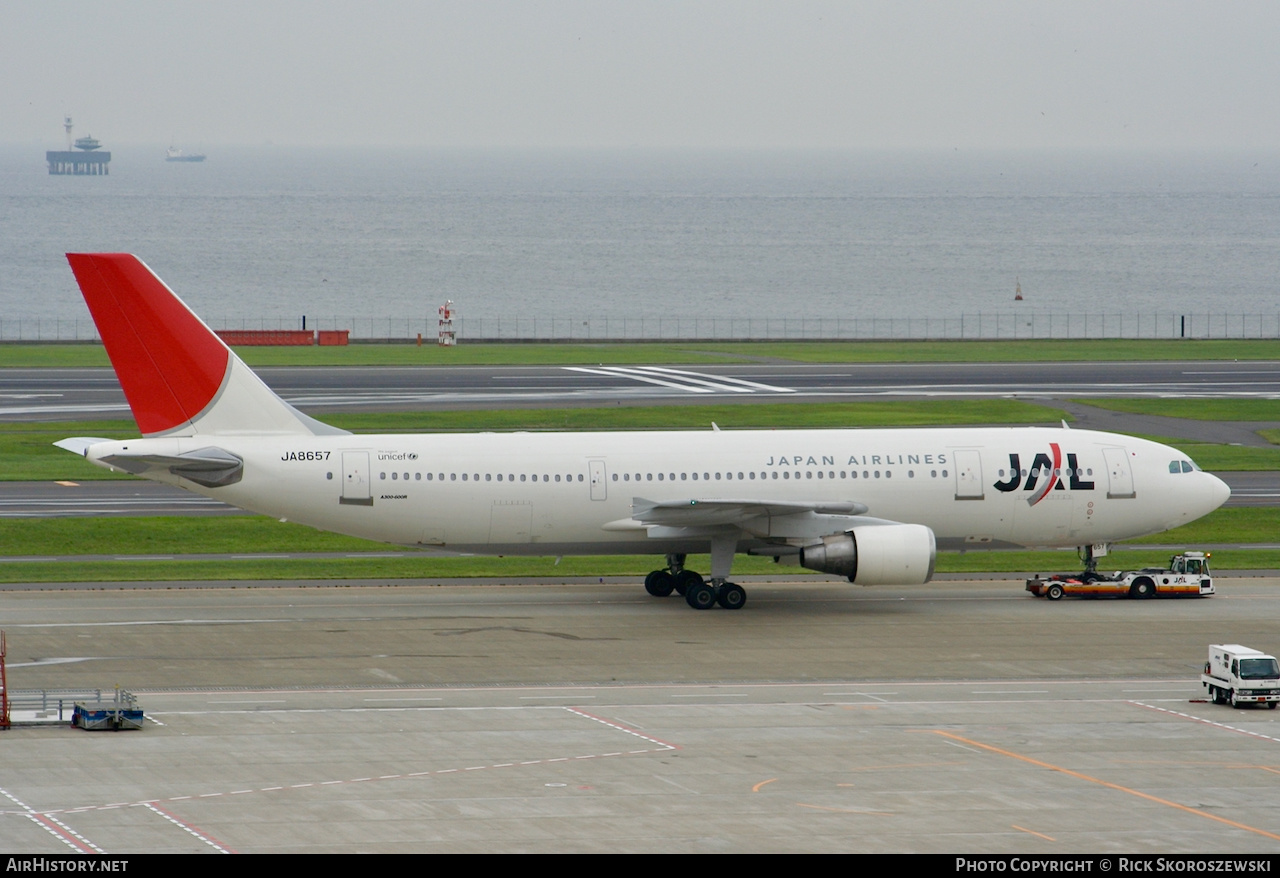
4, 313, 1280, 342
5, 688, 135, 723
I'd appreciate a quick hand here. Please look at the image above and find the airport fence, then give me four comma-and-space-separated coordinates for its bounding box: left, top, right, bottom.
5, 312, 1280, 343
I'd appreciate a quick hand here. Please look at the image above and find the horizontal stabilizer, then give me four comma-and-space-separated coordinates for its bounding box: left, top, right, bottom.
53, 437, 112, 457
88, 445, 243, 488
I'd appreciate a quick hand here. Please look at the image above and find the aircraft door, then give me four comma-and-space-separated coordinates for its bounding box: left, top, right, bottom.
589, 460, 607, 501
340, 451, 373, 506
953, 450, 984, 500
1102, 447, 1136, 499
490, 502, 532, 543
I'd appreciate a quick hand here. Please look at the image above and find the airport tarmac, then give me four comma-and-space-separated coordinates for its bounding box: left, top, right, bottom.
4, 576, 1280, 853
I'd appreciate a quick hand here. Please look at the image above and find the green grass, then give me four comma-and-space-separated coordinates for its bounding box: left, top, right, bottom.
0, 516, 400, 557
1124, 507, 1280, 545
4, 337, 1280, 368
1076, 398, 1280, 422
2, 420, 138, 481
322, 400, 1069, 432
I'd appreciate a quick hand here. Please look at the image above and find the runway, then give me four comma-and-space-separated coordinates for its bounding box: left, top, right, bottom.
4, 360, 1280, 422
4, 577, 1280, 853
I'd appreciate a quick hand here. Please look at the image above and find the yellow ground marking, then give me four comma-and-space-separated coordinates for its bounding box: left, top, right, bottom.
55, 481, 79, 487
752, 778, 778, 793
1012, 824, 1056, 841
926, 730, 1280, 842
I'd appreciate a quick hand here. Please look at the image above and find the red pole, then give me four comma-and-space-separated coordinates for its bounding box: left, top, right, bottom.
1, 631, 9, 729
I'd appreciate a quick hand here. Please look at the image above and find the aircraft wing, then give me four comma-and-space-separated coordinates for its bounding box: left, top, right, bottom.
631, 497, 869, 526
607, 496, 883, 540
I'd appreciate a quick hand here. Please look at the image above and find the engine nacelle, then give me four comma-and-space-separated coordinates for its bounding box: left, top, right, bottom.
799, 524, 936, 585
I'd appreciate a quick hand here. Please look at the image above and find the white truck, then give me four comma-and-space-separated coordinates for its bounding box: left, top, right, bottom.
1201, 644, 1280, 709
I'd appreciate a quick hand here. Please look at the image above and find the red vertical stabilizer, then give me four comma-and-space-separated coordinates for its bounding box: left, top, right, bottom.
67, 253, 229, 436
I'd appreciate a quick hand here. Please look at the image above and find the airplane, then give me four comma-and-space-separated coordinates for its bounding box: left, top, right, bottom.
56, 253, 1231, 610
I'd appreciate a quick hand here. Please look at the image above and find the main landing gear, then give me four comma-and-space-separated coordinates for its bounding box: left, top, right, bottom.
644, 552, 747, 610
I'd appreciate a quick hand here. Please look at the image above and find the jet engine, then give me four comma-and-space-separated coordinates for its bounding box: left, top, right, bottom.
799, 524, 936, 585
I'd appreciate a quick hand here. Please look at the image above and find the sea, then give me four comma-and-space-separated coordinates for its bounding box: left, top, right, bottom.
2, 145, 1279, 337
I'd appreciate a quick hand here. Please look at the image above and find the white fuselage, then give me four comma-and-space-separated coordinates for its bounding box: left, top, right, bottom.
89, 426, 1229, 558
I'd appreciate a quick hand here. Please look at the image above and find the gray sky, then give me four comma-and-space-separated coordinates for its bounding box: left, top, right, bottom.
5, 0, 1279, 151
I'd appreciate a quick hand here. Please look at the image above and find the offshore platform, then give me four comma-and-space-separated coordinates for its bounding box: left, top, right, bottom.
46, 116, 111, 175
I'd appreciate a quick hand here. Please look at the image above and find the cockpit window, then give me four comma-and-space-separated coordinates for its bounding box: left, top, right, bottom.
1183, 460, 1199, 472
1169, 460, 1199, 474
1169, 460, 1181, 473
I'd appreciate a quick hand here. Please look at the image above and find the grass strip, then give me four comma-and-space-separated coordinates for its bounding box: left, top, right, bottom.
4, 338, 1280, 368
1074, 398, 1280, 422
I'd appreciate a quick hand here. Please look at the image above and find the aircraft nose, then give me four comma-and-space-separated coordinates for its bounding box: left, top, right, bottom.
1208, 472, 1231, 509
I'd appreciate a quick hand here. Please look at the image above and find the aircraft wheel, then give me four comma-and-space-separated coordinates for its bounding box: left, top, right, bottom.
1130, 577, 1155, 599
1046, 584, 1064, 601
686, 582, 717, 610
644, 570, 675, 597
674, 569, 702, 597
716, 583, 747, 610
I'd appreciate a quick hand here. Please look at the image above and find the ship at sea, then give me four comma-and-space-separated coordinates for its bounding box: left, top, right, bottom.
166, 146, 206, 163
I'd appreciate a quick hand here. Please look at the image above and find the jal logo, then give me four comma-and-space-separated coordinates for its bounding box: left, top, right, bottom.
993, 443, 1095, 505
